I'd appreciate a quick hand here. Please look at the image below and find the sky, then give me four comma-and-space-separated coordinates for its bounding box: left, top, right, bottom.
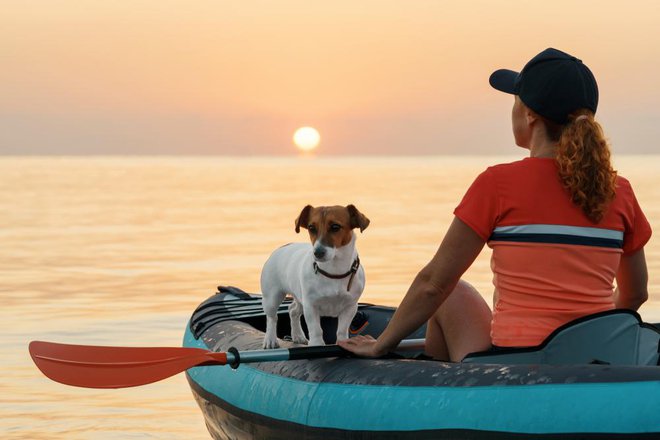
2, 1, 660, 156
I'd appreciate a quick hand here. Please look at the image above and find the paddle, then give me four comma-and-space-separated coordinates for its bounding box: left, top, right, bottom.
29, 338, 426, 389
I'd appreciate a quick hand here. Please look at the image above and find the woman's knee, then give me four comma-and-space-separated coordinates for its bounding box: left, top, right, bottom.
440, 280, 490, 317
434, 280, 492, 361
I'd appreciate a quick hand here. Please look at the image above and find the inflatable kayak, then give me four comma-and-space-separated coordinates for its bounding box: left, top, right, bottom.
184, 286, 660, 439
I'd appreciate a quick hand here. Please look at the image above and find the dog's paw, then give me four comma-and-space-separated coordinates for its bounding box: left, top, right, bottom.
291, 333, 309, 345
308, 337, 325, 346
262, 336, 280, 349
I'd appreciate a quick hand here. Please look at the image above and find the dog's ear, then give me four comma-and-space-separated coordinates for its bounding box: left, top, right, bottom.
295, 205, 314, 233
347, 204, 370, 232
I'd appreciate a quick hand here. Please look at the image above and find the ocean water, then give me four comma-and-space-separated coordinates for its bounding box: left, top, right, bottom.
2, 155, 660, 439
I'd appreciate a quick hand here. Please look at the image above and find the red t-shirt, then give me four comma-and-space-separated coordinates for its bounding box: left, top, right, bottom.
454, 157, 652, 347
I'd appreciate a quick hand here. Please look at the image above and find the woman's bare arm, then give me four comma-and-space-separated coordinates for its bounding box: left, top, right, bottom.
339, 217, 485, 357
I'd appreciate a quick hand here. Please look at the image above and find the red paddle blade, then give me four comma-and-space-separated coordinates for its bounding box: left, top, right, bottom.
29, 341, 227, 389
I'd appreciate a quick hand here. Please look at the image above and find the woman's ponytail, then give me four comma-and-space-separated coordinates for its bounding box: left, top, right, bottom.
553, 111, 617, 223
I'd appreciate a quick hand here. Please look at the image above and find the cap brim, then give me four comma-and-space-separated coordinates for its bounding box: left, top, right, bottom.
489, 69, 519, 94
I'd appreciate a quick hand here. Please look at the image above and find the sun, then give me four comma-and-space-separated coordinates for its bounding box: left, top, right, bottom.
293, 127, 321, 152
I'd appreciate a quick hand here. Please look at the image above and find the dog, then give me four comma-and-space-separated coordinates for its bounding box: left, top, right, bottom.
260, 204, 370, 349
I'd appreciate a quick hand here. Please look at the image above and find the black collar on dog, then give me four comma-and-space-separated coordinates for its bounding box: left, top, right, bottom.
313, 257, 360, 290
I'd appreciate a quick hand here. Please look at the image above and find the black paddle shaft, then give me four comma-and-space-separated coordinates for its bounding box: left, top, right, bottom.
288, 345, 350, 360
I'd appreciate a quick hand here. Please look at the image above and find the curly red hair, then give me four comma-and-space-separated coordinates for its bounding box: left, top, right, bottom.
544, 111, 617, 223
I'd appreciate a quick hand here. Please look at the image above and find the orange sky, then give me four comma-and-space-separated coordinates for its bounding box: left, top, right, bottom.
2, 1, 660, 155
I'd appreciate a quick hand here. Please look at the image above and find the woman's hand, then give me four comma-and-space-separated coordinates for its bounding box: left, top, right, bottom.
337, 335, 389, 358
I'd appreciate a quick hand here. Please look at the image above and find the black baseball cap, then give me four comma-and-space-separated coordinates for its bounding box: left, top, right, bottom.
489, 48, 599, 124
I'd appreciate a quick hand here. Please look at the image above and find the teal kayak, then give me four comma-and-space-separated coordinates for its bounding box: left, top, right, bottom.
184, 286, 660, 439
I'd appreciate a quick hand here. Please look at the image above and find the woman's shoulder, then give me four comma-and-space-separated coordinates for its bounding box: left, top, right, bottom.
613, 174, 637, 199
486, 157, 553, 170
481, 157, 555, 181
614, 174, 632, 188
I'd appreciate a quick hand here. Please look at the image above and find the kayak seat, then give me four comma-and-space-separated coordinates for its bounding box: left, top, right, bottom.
462, 309, 660, 366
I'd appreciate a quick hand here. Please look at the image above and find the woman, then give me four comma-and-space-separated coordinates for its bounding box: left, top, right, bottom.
338, 48, 651, 361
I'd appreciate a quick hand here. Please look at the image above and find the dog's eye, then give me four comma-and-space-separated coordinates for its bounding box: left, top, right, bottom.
308, 225, 317, 233
330, 223, 341, 232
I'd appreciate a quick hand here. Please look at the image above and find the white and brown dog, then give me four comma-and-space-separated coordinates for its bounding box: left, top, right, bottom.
260, 204, 370, 349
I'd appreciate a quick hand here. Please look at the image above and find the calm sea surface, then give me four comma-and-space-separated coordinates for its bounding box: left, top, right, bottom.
3, 155, 660, 439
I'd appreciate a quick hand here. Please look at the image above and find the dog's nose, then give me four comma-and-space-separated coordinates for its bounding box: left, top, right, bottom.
313, 247, 326, 259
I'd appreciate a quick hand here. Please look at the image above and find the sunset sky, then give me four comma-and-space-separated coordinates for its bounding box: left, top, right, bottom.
2, 1, 660, 155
